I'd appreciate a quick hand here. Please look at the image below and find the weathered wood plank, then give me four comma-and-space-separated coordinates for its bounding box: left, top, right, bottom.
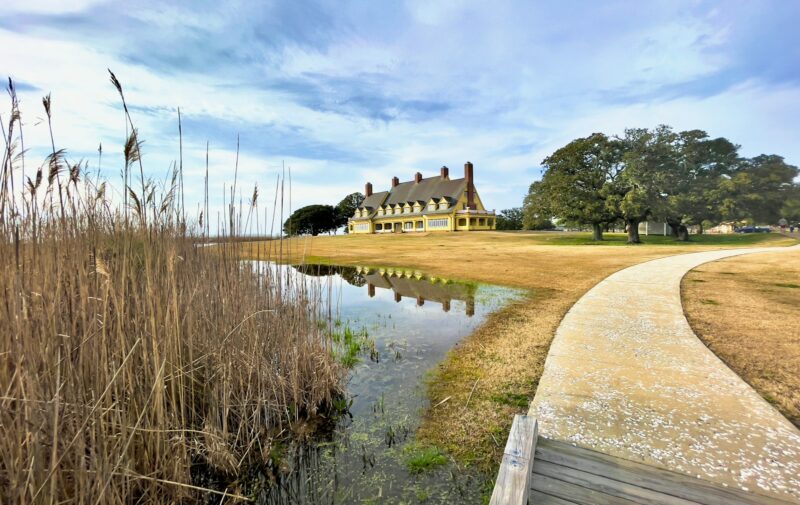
529, 489, 581, 505
534, 459, 700, 505
532, 473, 643, 505
535, 438, 796, 505
489, 415, 537, 505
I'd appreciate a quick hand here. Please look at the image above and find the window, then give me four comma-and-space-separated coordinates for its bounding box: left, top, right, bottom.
354, 223, 369, 232
428, 218, 449, 228
428, 203, 436, 211
458, 218, 466, 226
479, 218, 485, 226
416, 221, 424, 229
376, 223, 383, 231
438, 202, 448, 210
378, 208, 384, 216
404, 222, 413, 230
470, 218, 476, 225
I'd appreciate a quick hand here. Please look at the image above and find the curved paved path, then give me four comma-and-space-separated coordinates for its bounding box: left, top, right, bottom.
529, 246, 800, 502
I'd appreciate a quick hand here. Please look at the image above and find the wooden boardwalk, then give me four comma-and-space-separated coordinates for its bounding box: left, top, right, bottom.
491, 416, 798, 505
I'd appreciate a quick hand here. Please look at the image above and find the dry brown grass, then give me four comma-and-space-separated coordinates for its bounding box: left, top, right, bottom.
241, 231, 796, 474
0, 79, 342, 504
683, 249, 800, 428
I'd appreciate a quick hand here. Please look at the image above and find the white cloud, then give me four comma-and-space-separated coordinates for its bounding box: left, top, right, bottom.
2, 0, 799, 234
1, 0, 106, 15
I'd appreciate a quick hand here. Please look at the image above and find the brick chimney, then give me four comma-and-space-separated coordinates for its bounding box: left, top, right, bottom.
414, 172, 422, 183
392, 176, 399, 188
464, 161, 476, 210
365, 182, 373, 197
441, 166, 449, 179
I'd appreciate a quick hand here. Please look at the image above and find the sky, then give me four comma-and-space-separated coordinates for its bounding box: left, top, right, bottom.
2, 0, 800, 232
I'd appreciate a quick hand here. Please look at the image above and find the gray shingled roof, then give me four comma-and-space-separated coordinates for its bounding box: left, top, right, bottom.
354, 175, 469, 222
359, 191, 389, 211
384, 176, 466, 206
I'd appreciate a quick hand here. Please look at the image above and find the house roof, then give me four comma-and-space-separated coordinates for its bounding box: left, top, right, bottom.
359, 191, 389, 211
358, 176, 466, 209
384, 176, 467, 206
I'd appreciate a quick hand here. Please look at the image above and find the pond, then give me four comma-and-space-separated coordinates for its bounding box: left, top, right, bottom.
254, 263, 523, 504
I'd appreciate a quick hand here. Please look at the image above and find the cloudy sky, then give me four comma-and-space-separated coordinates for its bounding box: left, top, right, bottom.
2, 0, 799, 231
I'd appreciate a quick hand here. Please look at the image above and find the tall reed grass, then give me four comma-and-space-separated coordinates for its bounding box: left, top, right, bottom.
0, 74, 342, 503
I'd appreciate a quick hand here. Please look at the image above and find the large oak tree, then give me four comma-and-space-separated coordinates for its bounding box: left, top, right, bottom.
524, 133, 623, 241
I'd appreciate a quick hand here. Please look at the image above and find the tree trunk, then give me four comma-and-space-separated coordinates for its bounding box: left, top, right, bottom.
626, 219, 641, 244
668, 222, 679, 238
592, 223, 604, 241
697, 223, 704, 235
676, 224, 690, 242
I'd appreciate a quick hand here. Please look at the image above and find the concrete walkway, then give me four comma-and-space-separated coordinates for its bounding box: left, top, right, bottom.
529, 246, 800, 502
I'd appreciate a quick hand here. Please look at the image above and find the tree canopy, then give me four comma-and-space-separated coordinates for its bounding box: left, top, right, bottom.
495, 208, 525, 230
524, 125, 799, 243
524, 133, 623, 240
282, 192, 365, 236
335, 192, 364, 230
283, 205, 337, 236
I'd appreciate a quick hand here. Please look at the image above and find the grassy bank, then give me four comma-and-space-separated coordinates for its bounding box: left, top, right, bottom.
682, 248, 800, 428
0, 80, 343, 503
240, 231, 797, 479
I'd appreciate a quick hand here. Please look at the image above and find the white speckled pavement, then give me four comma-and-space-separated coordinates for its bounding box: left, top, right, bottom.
529, 245, 800, 502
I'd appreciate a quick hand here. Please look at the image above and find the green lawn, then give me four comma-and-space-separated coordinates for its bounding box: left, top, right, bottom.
524, 232, 797, 246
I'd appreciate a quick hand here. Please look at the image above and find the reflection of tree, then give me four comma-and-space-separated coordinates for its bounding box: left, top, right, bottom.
339, 267, 366, 287
292, 264, 366, 287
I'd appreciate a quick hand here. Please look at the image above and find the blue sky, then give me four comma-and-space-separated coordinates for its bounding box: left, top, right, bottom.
2, 0, 799, 232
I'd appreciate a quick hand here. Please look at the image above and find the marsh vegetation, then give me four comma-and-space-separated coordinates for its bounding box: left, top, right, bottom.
0, 76, 343, 503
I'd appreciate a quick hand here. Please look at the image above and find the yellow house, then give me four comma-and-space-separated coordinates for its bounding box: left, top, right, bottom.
348, 162, 496, 234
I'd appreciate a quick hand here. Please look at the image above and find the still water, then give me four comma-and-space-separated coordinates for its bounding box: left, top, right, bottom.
256, 263, 523, 504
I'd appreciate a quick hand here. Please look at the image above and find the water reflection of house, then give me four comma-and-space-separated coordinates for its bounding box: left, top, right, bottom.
358, 266, 476, 316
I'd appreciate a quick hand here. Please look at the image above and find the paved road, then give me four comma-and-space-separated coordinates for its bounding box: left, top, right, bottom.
529, 246, 800, 501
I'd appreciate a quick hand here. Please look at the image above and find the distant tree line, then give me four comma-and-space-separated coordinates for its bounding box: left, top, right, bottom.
523, 126, 800, 243
283, 192, 364, 236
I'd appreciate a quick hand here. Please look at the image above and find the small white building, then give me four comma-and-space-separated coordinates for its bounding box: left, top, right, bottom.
638, 221, 669, 236
707, 222, 736, 234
